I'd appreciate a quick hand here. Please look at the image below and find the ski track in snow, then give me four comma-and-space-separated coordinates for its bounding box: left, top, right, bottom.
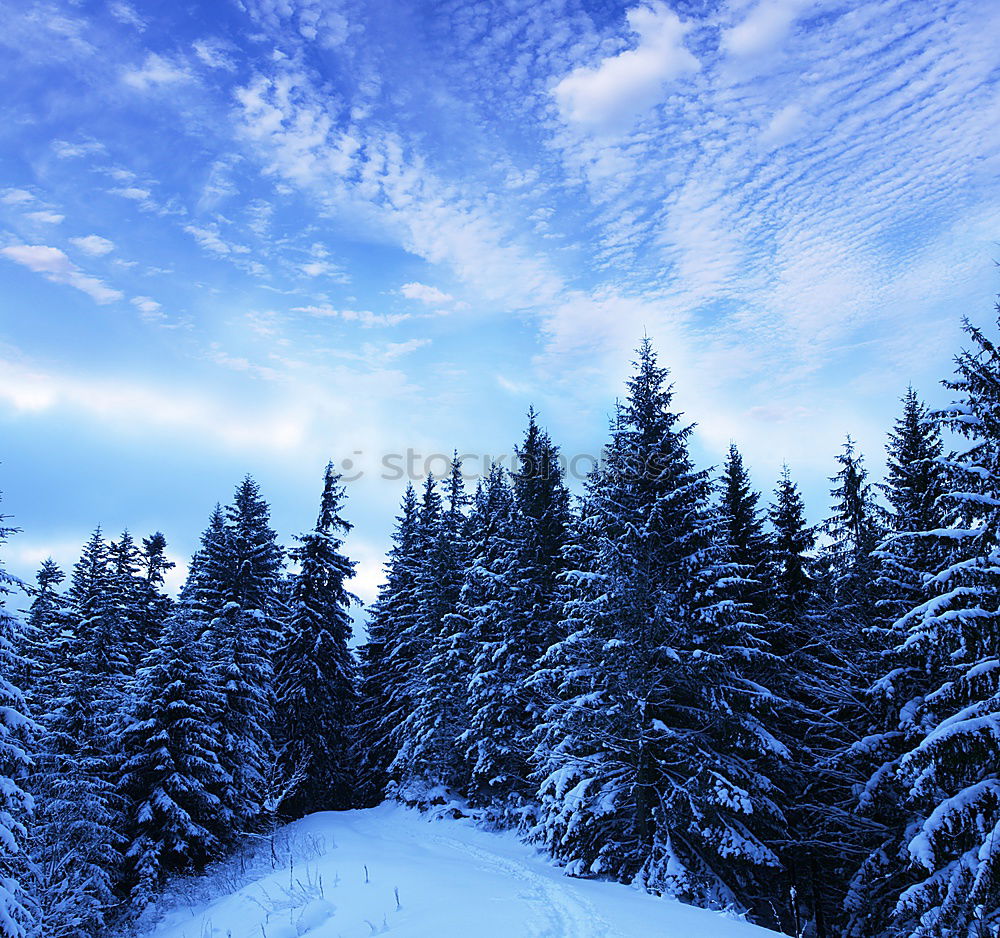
129, 804, 779, 938
429, 833, 606, 938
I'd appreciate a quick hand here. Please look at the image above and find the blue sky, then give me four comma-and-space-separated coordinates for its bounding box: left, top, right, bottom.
1, 0, 998, 602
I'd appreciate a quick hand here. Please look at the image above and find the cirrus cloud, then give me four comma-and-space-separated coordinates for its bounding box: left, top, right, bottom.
0, 244, 122, 304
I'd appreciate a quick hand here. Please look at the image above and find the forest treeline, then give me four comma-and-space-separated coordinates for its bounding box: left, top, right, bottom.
1, 312, 1000, 938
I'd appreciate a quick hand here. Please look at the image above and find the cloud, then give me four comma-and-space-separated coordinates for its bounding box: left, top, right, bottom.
52, 139, 106, 159
292, 305, 411, 327
232, 69, 565, 310
1, 189, 34, 205
110, 186, 156, 210
760, 102, 806, 146
400, 282, 453, 306
301, 259, 344, 278
193, 38, 237, 71
130, 296, 167, 323
365, 338, 430, 362
109, 1, 145, 31
0, 244, 122, 304
243, 0, 350, 48
0, 357, 307, 450
131, 296, 161, 314
70, 235, 115, 256
185, 224, 249, 256
553, 2, 699, 130
122, 53, 194, 90
25, 210, 64, 224
721, 0, 813, 60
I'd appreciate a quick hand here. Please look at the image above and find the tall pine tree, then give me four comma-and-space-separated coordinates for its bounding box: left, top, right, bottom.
0, 497, 33, 938
119, 612, 229, 909
274, 464, 358, 816
356, 484, 421, 805
846, 389, 949, 936
876, 319, 1000, 937
532, 341, 784, 914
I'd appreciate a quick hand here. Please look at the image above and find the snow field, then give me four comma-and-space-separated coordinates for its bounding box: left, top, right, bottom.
133, 804, 781, 938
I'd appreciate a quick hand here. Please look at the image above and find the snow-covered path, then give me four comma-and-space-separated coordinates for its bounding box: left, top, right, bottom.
135, 804, 780, 938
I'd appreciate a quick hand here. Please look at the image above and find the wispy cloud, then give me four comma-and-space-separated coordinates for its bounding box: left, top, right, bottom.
292, 305, 411, 327
1, 189, 34, 205
122, 53, 195, 90
70, 235, 115, 256
193, 38, 237, 71
400, 282, 453, 306
109, 1, 146, 32
185, 224, 249, 256
0, 244, 122, 304
25, 210, 64, 224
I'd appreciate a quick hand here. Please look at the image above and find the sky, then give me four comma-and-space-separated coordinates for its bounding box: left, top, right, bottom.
1, 0, 999, 605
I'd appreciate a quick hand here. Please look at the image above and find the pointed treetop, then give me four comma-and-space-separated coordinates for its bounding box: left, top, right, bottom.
316, 462, 352, 536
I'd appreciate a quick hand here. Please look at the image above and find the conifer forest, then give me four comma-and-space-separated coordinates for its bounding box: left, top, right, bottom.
3, 309, 1000, 938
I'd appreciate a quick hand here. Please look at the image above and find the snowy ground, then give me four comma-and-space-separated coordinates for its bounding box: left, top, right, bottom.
128, 804, 781, 938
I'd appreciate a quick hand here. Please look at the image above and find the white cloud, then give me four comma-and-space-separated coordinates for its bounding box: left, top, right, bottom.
233, 70, 564, 310
365, 338, 430, 362
760, 102, 806, 146
0, 357, 307, 450
109, 1, 145, 31
193, 38, 237, 71
131, 296, 161, 314
52, 139, 106, 159
0, 244, 122, 304
185, 224, 249, 256
1, 189, 34, 205
400, 282, 453, 306
292, 305, 411, 327
301, 260, 337, 277
130, 296, 167, 323
553, 2, 699, 130
721, 0, 813, 59
110, 186, 154, 206
123, 53, 194, 90
243, 0, 350, 48
25, 210, 64, 224
70, 235, 115, 256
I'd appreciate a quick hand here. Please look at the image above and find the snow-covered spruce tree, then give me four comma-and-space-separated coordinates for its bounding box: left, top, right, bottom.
0, 500, 34, 938
180, 504, 230, 624
119, 612, 229, 909
718, 444, 771, 620
788, 442, 889, 937
714, 445, 798, 927
459, 465, 524, 811
498, 411, 572, 814
192, 477, 283, 836
845, 389, 950, 937
392, 463, 471, 803
768, 467, 817, 638
132, 532, 174, 662
356, 484, 421, 805
510, 408, 571, 659
762, 467, 841, 937
30, 530, 123, 938
823, 439, 887, 636
107, 530, 156, 670
531, 340, 784, 915
274, 464, 358, 816
463, 410, 571, 820
18, 559, 68, 711
871, 317, 1000, 938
